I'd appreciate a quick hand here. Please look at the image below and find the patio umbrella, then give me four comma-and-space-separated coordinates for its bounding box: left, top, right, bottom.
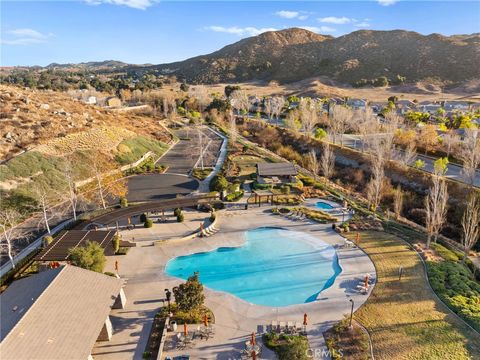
303, 313, 308, 326
364, 274, 369, 288
251, 332, 256, 346
184, 323, 188, 336
203, 314, 209, 327
251, 350, 256, 360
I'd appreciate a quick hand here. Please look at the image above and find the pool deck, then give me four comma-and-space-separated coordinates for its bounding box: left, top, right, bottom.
92, 207, 376, 360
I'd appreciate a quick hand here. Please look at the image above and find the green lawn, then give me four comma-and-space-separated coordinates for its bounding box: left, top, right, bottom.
231, 154, 268, 176
115, 136, 168, 165
345, 231, 480, 360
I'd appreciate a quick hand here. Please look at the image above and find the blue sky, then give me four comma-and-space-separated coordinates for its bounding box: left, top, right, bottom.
1, 1, 479, 66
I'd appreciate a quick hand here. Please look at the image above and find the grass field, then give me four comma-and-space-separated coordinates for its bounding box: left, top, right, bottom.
231, 154, 269, 178
345, 231, 480, 360
114, 136, 169, 165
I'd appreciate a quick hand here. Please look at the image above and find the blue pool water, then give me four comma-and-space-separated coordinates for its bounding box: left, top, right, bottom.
165, 227, 342, 307
316, 201, 335, 210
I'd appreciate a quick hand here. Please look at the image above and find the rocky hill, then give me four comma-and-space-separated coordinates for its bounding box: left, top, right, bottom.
0, 85, 171, 160
154, 28, 480, 85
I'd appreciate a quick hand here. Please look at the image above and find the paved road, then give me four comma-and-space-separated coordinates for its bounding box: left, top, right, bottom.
126, 174, 199, 202
339, 133, 480, 188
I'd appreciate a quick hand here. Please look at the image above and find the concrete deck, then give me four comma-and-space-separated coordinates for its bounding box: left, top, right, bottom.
92, 207, 376, 360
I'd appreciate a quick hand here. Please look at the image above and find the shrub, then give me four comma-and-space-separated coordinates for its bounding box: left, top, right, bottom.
225, 191, 244, 202
210, 174, 229, 192
43, 235, 54, 247
116, 247, 130, 255
68, 241, 106, 273
281, 185, 291, 195
104, 271, 116, 277
144, 219, 153, 228
427, 260, 480, 331
174, 208, 182, 217
430, 243, 461, 262
177, 213, 185, 222
119, 197, 128, 208
173, 272, 205, 312
112, 234, 120, 253
139, 213, 147, 223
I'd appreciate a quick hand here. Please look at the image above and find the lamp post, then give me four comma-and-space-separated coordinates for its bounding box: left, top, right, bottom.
349, 299, 354, 328
164, 288, 172, 312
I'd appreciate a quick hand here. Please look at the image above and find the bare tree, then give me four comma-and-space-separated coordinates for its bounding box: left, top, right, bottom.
320, 141, 335, 181
307, 149, 320, 181
461, 192, 480, 263
285, 109, 300, 133
189, 85, 211, 113
271, 96, 285, 122
63, 160, 79, 221
230, 90, 250, 118
400, 142, 417, 168
228, 109, 237, 143
442, 130, 459, 158
32, 185, 60, 234
88, 154, 128, 210
424, 161, 449, 248
299, 98, 318, 136
329, 105, 352, 146
0, 209, 24, 268
365, 136, 392, 211
457, 129, 480, 186
354, 107, 378, 153
264, 97, 273, 119
393, 185, 404, 219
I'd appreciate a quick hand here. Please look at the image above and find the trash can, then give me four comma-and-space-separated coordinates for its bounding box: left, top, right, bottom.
170, 320, 177, 332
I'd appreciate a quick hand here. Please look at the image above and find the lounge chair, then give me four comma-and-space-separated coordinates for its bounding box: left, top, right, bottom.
271, 320, 279, 333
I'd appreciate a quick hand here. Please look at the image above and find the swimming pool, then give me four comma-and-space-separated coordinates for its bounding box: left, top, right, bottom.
165, 227, 342, 307
316, 201, 336, 210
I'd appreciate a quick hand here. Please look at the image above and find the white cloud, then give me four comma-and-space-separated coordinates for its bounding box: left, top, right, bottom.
354, 22, 371, 28
378, 0, 398, 6
275, 10, 308, 20
318, 16, 353, 25
276, 10, 300, 19
299, 26, 336, 34
84, 0, 155, 10
205, 26, 278, 37
1, 28, 52, 45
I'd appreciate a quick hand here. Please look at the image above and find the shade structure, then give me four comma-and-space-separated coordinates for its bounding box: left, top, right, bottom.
303, 313, 308, 326
251, 331, 256, 346
184, 323, 188, 336
203, 314, 209, 327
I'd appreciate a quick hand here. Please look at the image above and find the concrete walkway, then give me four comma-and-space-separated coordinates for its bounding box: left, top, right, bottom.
198, 127, 228, 193
92, 207, 375, 360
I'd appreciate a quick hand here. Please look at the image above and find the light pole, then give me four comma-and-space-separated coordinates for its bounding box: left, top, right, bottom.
164, 288, 172, 312
349, 299, 354, 328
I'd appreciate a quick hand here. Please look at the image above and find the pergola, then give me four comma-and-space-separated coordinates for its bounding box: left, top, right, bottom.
251, 190, 275, 206
35, 230, 116, 262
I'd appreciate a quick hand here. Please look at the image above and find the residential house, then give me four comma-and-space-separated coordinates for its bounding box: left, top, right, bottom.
256, 162, 298, 185
346, 98, 367, 110
105, 96, 122, 108
85, 96, 97, 105
0, 265, 126, 360
443, 101, 470, 112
